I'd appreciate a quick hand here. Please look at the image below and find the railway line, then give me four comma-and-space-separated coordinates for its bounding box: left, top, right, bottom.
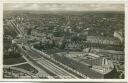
8, 18, 88, 79
23, 46, 79, 79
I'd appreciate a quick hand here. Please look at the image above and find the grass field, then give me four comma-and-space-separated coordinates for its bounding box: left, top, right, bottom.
15, 63, 38, 74
3, 56, 26, 65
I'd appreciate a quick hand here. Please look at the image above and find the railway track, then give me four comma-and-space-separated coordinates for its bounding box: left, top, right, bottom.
24, 46, 79, 79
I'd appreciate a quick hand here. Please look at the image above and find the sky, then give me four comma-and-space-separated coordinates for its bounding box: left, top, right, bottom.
3, 3, 124, 11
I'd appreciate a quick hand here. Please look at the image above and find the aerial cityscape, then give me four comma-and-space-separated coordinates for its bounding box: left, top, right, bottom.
3, 3, 124, 79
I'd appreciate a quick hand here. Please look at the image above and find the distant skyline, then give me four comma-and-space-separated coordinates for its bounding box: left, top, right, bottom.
4, 3, 124, 12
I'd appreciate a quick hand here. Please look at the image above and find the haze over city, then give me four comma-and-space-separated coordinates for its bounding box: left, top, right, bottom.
4, 3, 124, 11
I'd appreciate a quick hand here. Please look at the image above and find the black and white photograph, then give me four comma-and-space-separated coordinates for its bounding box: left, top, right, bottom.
3, 3, 125, 79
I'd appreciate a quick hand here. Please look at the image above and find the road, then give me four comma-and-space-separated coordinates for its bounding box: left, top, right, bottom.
9, 19, 88, 79
23, 45, 79, 79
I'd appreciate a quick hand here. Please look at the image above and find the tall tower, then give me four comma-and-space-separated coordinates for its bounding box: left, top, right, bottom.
102, 58, 108, 66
